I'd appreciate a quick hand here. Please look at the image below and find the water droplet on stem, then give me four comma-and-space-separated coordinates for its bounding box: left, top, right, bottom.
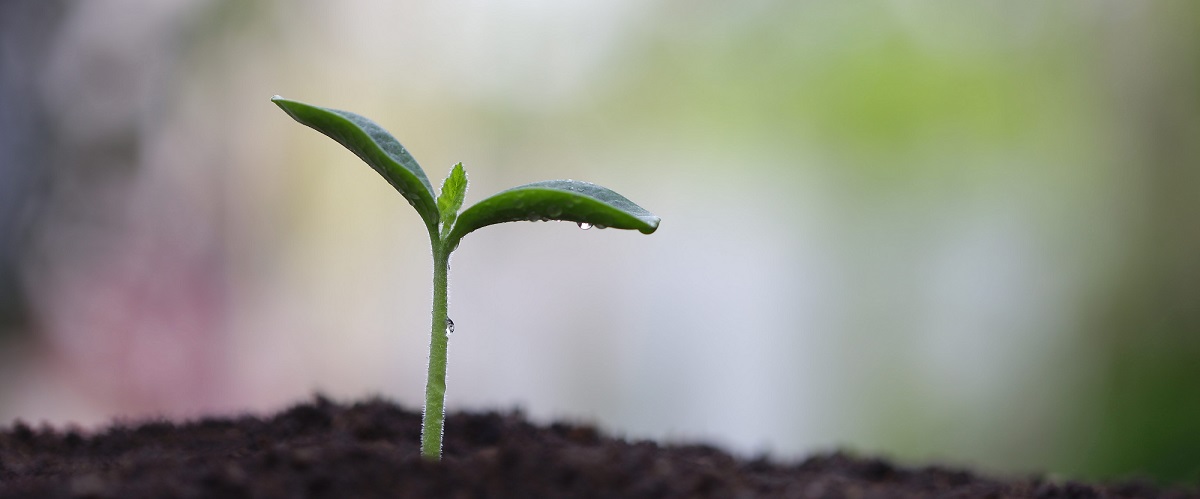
445, 317, 455, 334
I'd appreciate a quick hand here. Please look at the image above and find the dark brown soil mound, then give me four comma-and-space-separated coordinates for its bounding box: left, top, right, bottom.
0, 396, 1193, 498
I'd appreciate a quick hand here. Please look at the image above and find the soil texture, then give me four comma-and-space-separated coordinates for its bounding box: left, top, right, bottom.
0, 396, 1194, 498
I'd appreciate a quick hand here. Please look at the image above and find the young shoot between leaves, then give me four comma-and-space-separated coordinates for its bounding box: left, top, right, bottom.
271, 96, 660, 460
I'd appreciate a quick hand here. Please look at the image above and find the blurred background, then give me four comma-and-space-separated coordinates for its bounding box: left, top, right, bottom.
1, 0, 1198, 483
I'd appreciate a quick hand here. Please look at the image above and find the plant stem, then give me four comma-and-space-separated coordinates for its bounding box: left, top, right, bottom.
421, 242, 451, 460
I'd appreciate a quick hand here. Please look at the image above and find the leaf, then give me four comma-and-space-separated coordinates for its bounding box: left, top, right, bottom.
437, 162, 468, 235
446, 179, 660, 247
271, 96, 439, 231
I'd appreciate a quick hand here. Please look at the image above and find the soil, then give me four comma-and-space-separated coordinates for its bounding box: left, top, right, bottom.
0, 396, 1193, 498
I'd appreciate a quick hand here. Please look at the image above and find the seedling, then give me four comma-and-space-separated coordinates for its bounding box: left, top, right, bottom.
271, 97, 660, 460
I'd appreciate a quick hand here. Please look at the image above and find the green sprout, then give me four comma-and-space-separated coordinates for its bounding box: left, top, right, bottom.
271, 96, 660, 460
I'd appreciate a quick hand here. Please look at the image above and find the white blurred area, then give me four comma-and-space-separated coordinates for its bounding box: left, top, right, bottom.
1, 0, 1194, 480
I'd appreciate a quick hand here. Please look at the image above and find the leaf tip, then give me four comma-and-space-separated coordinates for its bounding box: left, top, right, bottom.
639, 217, 661, 234
270, 95, 297, 115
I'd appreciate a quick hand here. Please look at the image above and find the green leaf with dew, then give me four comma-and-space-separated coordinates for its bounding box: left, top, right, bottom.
271, 96, 439, 231
446, 179, 660, 248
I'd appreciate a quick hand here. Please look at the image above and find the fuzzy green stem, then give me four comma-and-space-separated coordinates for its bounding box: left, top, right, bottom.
420, 242, 451, 460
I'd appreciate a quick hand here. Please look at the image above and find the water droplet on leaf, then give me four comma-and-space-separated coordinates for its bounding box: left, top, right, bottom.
578, 222, 592, 230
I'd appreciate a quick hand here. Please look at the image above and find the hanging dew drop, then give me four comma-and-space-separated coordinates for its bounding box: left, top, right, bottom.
577, 222, 592, 230
445, 317, 455, 334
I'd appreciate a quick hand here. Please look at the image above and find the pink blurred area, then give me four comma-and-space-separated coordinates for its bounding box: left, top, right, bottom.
23, 168, 228, 421
2, 0, 227, 423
